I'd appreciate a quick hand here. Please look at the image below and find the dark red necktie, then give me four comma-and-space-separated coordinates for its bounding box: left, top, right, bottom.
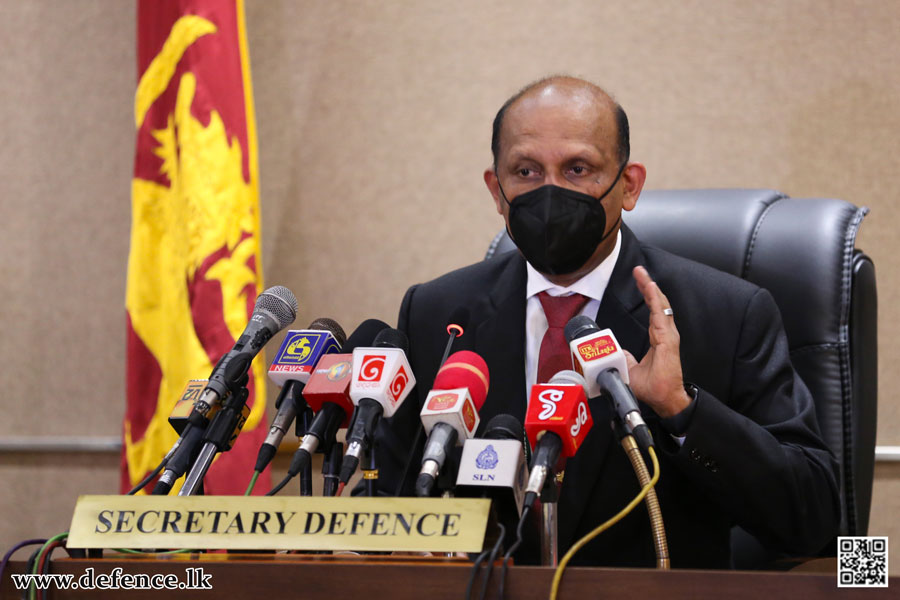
536, 291, 589, 384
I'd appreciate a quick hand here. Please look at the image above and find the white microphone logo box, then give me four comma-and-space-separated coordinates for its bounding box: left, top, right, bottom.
420, 388, 481, 441
350, 347, 416, 417
456, 439, 526, 515
569, 328, 629, 398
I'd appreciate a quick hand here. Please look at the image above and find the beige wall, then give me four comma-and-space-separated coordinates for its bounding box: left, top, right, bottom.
1, 0, 897, 572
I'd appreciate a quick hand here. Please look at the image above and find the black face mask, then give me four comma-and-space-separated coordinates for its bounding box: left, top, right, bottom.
498, 162, 626, 275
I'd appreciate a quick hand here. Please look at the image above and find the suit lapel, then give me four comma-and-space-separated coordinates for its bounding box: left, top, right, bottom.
558, 225, 653, 548
473, 253, 529, 428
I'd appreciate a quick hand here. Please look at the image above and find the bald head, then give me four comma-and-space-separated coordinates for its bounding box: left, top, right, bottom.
490, 76, 630, 168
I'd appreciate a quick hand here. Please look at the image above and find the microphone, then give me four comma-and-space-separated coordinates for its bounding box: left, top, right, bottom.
456, 415, 529, 555
523, 370, 594, 509
152, 286, 297, 496
415, 350, 489, 497
254, 318, 347, 473
285, 319, 390, 482
152, 285, 297, 495
455, 414, 529, 517
339, 327, 416, 484
565, 315, 653, 450
189, 285, 298, 426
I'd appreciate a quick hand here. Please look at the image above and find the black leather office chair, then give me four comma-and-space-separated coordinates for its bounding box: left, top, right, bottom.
486, 189, 877, 567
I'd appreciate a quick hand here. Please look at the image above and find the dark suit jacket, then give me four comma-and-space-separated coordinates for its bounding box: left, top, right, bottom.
374, 225, 839, 568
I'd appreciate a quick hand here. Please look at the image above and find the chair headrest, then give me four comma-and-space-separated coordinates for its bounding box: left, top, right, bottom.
625, 189, 868, 348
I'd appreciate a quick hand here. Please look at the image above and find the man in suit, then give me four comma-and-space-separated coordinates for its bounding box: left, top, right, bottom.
374, 76, 839, 568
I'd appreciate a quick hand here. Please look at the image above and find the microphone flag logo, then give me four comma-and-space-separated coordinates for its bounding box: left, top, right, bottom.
326, 360, 351, 382
576, 335, 617, 362
462, 399, 477, 433
389, 365, 410, 403
476, 444, 499, 470
426, 392, 460, 412
570, 402, 589, 437
537, 388, 565, 420
358, 355, 386, 382
284, 335, 313, 362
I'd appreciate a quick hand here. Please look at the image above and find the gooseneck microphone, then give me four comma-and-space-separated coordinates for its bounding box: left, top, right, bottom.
565, 315, 654, 450
339, 328, 416, 485
415, 350, 489, 497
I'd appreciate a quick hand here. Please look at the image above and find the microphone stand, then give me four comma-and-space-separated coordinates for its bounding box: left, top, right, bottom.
540, 473, 561, 566
180, 376, 250, 496
614, 420, 669, 569
297, 406, 315, 497
322, 443, 343, 496
363, 444, 378, 496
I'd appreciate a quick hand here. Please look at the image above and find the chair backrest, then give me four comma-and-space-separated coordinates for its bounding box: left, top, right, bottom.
486, 188, 877, 551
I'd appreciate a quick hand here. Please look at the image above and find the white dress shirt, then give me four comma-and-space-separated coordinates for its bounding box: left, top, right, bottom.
524, 231, 622, 394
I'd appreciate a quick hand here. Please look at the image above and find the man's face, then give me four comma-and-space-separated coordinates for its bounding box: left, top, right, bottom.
484, 85, 644, 284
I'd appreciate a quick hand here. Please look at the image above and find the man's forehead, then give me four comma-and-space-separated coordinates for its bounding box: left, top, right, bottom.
500, 84, 618, 161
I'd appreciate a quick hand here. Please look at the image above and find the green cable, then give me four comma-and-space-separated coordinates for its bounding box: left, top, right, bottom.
30, 532, 68, 600
245, 470, 260, 496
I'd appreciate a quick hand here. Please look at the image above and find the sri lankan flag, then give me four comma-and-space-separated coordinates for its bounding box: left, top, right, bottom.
123, 0, 271, 495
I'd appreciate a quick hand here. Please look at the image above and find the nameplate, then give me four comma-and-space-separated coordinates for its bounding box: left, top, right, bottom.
67, 495, 490, 553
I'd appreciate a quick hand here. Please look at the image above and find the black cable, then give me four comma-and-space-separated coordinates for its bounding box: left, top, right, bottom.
394, 425, 424, 496
465, 549, 491, 600
0, 539, 45, 598
127, 458, 167, 495
299, 460, 313, 496
265, 473, 293, 496
477, 523, 507, 600
365, 445, 377, 497
23, 545, 43, 600
498, 505, 531, 600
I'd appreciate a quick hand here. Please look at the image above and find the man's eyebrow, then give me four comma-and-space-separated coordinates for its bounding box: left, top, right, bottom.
504, 150, 537, 165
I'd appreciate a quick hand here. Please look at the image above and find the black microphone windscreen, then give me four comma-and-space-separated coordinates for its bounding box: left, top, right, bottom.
342, 319, 390, 352
308, 317, 347, 347
373, 327, 409, 353
564, 314, 600, 344
483, 414, 524, 442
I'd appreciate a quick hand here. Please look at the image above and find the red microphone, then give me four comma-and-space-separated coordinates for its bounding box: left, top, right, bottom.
523, 370, 593, 508
415, 351, 490, 497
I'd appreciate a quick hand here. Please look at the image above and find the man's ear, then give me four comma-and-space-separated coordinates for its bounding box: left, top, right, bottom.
621, 162, 647, 212
484, 168, 505, 216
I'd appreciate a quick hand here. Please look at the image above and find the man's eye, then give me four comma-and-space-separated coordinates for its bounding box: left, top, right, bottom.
571, 166, 586, 175
517, 168, 533, 177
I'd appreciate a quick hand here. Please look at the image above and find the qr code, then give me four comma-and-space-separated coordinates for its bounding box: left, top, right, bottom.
838, 536, 888, 587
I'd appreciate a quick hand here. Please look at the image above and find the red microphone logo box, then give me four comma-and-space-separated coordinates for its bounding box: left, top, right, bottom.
388, 365, 410, 405
302, 354, 354, 424
356, 354, 386, 388
576, 335, 617, 362
525, 383, 593, 458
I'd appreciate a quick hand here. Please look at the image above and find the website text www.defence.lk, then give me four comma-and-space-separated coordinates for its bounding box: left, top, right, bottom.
10, 567, 212, 591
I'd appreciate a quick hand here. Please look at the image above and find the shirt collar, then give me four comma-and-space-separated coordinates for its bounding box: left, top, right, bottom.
525, 230, 622, 302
